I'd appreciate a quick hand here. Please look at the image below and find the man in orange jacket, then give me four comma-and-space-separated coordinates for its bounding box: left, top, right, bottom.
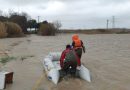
72, 34, 85, 59
60, 44, 81, 76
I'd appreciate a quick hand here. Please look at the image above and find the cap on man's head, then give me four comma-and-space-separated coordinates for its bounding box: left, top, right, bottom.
66, 44, 71, 49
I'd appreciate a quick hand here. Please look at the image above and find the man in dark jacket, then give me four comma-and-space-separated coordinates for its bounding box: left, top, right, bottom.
60, 44, 81, 77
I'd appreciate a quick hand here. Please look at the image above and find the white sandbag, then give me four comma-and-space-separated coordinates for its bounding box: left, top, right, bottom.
0, 72, 5, 89
52, 61, 61, 70
43, 56, 54, 72
43, 56, 60, 84
79, 65, 91, 82
49, 52, 62, 61
48, 69, 60, 84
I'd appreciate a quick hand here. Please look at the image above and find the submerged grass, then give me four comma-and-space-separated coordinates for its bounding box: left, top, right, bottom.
20, 55, 34, 61
0, 56, 16, 64
0, 55, 34, 64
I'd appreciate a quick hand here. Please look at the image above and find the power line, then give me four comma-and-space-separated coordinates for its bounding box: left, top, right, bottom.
112, 16, 115, 28
106, 19, 109, 30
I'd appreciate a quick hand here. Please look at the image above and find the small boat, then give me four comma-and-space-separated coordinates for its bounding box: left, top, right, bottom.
43, 52, 91, 84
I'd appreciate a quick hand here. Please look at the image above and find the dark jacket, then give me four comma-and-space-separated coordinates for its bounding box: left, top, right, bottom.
60, 49, 81, 68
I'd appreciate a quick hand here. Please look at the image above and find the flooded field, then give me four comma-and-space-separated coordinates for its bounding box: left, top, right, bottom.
0, 34, 130, 90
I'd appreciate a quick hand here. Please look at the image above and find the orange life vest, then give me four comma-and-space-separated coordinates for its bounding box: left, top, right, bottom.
74, 39, 82, 49
72, 34, 79, 41
72, 34, 82, 49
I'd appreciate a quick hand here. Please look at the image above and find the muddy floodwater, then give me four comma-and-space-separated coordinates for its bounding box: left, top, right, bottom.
0, 34, 130, 90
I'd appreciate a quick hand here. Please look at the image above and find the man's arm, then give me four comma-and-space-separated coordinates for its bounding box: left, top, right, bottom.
77, 58, 81, 66
81, 40, 85, 53
60, 51, 66, 68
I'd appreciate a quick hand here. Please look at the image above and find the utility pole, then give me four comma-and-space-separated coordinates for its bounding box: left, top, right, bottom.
36, 16, 40, 33
106, 19, 109, 30
112, 16, 115, 29
38, 16, 40, 23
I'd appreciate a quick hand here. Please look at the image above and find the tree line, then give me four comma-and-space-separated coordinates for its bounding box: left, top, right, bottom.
0, 10, 61, 37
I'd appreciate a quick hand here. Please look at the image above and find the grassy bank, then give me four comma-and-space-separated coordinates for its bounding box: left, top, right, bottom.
59, 28, 130, 34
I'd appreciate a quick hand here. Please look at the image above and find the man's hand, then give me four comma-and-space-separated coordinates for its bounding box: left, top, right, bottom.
77, 66, 81, 70
83, 46, 85, 53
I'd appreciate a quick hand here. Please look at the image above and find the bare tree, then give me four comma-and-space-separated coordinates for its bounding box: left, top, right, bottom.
21, 12, 31, 21
0, 10, 3, 16
8, 9, 14, 16
53, 20, 62, 30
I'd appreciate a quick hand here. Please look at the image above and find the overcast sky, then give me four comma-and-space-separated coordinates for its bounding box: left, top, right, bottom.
0, 0, 130, 29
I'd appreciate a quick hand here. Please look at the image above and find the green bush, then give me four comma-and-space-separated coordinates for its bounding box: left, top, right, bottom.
0, 22, 8, 38
38, 23, 56, 36
9, 14, 28, 33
